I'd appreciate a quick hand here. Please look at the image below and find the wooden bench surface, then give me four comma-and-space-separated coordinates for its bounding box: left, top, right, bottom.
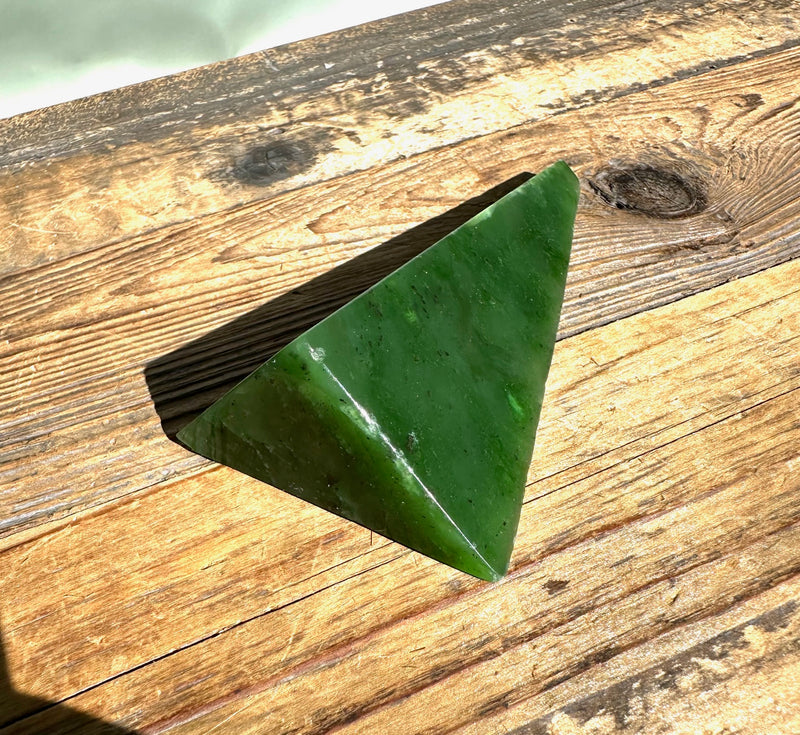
2, 1, 799, 732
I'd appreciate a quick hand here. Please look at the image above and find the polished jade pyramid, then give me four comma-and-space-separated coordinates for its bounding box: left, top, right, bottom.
178, 161, 579, 581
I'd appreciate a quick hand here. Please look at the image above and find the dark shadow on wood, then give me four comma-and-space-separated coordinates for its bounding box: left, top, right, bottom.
145, 173, 534, 439
0, 621, 138, 734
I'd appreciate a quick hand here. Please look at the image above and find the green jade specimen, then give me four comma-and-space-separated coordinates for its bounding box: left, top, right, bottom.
178, 161, 579, 581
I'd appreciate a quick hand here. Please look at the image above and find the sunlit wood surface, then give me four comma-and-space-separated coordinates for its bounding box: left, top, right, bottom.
2, 1, 799, 732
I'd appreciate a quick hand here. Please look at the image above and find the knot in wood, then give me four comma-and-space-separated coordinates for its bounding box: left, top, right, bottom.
589, 163, 707, 219
233, 143, 305, 185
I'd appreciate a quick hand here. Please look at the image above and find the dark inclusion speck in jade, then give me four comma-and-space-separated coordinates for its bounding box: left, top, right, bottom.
178, 161, 580, 581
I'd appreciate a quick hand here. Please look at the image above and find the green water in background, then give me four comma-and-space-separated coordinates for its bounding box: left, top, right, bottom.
0, 0, 446, 119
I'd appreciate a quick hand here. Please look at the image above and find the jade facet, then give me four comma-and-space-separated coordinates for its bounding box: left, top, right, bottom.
178, 161, 580, 581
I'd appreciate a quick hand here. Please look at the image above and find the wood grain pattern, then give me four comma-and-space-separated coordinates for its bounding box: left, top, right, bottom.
2, 1, 800, 732
3, 44, 800, 541
455, 576, 800, 735
2, 257, 798, 732
1, 0, 798, 275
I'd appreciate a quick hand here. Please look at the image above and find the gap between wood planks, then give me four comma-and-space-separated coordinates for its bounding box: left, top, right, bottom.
2, 43, 800, 541
1, 0, 798, 276
1, 255, 798, 731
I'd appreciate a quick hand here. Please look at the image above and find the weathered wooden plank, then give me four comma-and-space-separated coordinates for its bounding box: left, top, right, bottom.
1, 0, 798, 275
104, 388, 800, 734
454, 576, 800, 735
2, 46, 800, 540
1, 258, 798, 730
6, 423, 798, 733
206, 528, 800, 735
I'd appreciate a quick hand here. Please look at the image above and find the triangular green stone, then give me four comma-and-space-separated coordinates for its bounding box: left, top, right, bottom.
178, 161, 579, 581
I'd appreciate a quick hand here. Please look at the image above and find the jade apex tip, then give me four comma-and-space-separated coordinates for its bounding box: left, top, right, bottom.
178, 161, 580, 581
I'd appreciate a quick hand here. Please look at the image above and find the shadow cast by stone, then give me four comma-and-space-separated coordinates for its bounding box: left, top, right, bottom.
145, 173, 533, 440
0, 623, 137, 734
